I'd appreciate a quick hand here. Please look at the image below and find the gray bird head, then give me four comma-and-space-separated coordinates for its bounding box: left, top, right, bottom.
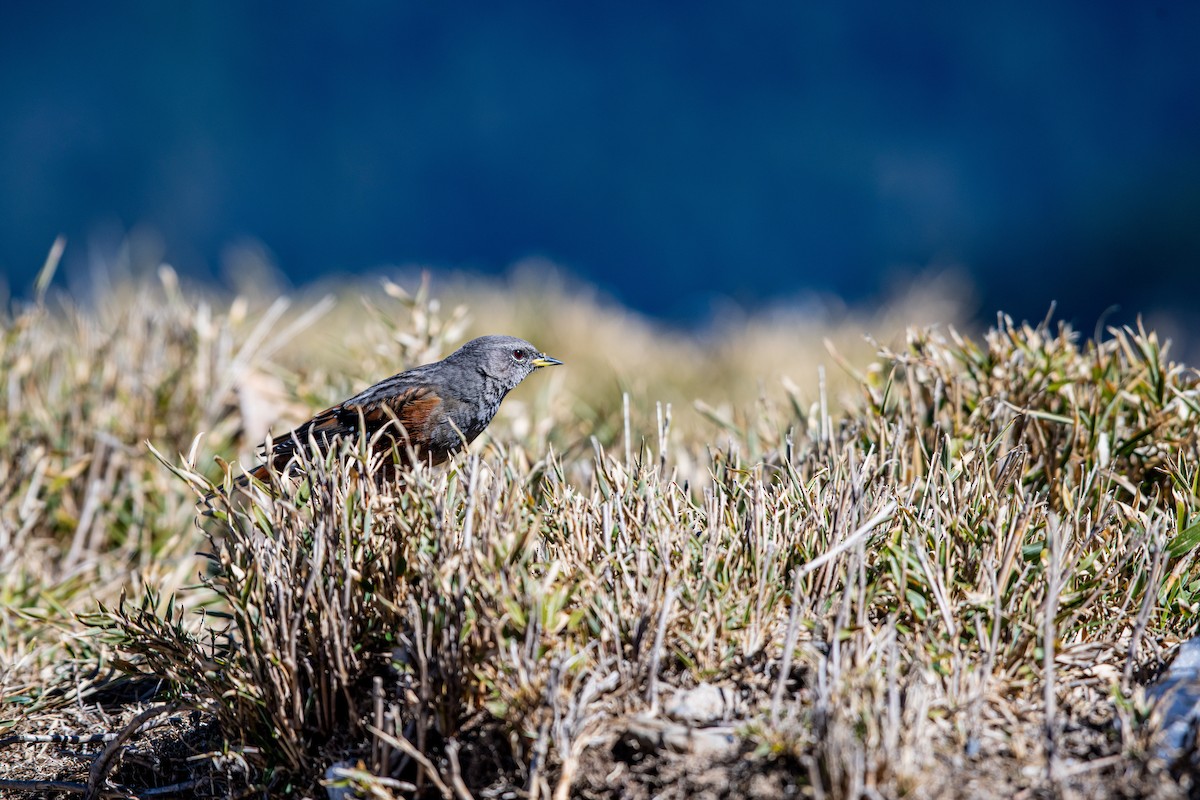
447, 335, 563, 390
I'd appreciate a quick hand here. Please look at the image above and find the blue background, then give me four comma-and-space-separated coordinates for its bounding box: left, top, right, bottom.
2, 2, 1198, 327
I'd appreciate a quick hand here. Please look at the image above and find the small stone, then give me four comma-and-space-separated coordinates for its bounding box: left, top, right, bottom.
622, 714, 739, 758
325, 761, 358, 800
1148, 636, 1200, 762
665, 682, 732, 724
662, 724, 739, 757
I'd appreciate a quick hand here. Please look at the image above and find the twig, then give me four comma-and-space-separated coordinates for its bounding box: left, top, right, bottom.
646, 585, 677, 712
372, 676, 387, 774
445, 738, 477, 800
0, 732, 117, 748
1056, 754, 1127, 778
0, 715, 183, 750
797, 502, 896, 580
366, 724, 452, 799
460, 455, 481, 551
525, 718, 552, 800
1043, 518, 1061, 783
86, 704, 175, 800
0, 776, 205, 798
553, 754, 580, 800
140, 779, 206, 796
0, 779, 126, 798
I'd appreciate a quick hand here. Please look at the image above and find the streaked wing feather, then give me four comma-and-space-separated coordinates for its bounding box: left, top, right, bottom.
261, 385, 443, 468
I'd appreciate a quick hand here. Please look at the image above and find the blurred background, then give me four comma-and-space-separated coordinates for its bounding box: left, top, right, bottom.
2, 1, 1199, 346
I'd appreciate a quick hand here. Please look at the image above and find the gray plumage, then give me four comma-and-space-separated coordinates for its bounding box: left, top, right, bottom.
239, 334, 561, 485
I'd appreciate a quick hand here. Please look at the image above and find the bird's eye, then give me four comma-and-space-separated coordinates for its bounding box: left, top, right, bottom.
512, 349, 526, 361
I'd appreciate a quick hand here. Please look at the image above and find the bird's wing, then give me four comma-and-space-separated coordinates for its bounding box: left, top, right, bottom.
260, 383, 446, 467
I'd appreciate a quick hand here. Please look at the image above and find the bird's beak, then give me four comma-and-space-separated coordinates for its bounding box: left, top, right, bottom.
531, 354, 563, 368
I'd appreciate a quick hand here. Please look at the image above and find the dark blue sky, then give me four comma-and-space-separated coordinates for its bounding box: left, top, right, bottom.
2, 2, 1198, 325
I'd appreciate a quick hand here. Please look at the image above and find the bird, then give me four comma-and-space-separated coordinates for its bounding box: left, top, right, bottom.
227, 335, 562, 491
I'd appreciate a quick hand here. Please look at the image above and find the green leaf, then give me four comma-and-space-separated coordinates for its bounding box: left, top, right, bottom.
1168, 520, 1200, 560
1021, 541, 1045, 561
906, 589, 928, 621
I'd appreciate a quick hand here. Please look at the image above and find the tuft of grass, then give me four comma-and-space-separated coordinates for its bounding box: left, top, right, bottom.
3, 267, 1200, 798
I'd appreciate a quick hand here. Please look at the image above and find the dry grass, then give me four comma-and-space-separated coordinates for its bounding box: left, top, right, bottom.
1, 264, 1199, 798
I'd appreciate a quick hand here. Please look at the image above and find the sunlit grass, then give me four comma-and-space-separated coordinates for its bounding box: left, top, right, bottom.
1, 265, 1197, 798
